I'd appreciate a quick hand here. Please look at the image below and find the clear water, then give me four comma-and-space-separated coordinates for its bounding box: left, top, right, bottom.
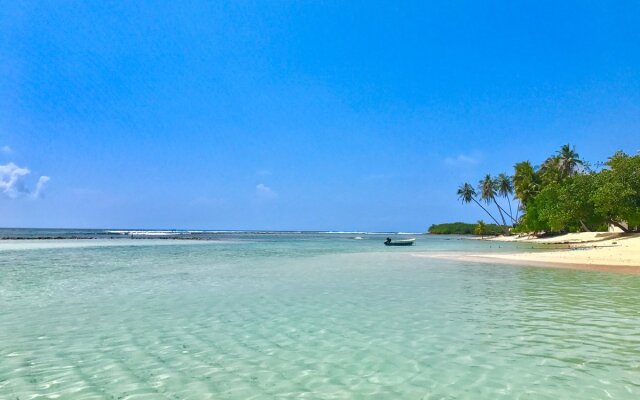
1, 233, 639, 399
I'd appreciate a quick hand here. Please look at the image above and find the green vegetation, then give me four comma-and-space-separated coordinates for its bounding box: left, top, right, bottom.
474, 220, 487, 237
428, 222, 503, 235
457, 145, 640, 234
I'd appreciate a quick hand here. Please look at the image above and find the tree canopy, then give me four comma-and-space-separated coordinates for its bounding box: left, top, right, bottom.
516, 148, 638, 233
457, 145, 639, 234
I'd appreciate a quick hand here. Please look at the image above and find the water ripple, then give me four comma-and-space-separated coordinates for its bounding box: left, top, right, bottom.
1, 243, 640, 399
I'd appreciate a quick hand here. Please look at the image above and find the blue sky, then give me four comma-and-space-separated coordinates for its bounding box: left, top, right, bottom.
1, 1, 639, 231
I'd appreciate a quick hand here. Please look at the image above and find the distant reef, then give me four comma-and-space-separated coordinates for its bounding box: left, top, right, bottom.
427, 222, 503, 235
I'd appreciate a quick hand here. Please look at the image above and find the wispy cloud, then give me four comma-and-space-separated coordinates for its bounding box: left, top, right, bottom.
257, 169, 272, 176
444, 152, 482, 167
34, 176, 50, 198
256, 183, 277, 199
0, 162, 50, 199
1, 145, 12, 154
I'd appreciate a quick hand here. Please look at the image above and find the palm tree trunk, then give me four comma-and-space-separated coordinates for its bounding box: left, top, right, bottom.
579, 220, 591, 232
496, 202, 515, 224
610, 220, 630, 233
471, 198, 502, 227
493, 199, 508, 227
507, 197, 514, 224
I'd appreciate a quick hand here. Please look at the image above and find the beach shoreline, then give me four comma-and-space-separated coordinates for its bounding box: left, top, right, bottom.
416, 232, 640, 273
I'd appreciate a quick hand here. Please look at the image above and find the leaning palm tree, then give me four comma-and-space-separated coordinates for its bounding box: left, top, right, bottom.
496, 173, 515, 224
557, 144, 583, 179
478, 174, 507, 228
456, 183, 501, 226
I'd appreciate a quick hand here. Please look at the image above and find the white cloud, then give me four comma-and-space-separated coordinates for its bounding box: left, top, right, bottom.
34, 176, 50, 199
0, 162, 50, 199
0, 162, 30, 198
256, 183, 277, 199
1, 145, 12, 154
444, 152, 482, 167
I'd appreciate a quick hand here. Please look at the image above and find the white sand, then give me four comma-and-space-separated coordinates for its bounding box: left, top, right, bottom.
487, 231, 624, 244
419, 233, 640, 272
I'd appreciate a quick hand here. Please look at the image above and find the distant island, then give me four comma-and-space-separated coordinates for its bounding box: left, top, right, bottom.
428, 222, 503, 235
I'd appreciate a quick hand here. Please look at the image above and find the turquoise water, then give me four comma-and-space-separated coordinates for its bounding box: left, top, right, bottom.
1, 233, 639, 399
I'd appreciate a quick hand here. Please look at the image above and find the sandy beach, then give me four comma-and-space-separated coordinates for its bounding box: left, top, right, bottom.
417, 232, 640, 273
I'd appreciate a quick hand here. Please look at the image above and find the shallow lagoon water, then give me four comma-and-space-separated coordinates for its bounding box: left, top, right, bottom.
1, 234, 639, 399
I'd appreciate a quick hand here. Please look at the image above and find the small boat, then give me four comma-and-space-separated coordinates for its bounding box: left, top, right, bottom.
384, 238, 415, 246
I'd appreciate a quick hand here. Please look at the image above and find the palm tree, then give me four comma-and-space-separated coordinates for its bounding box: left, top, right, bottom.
513, 161, 539, 207
557, 144, 583, 179
496, 173, 515, 224
514, 199, 521, 224
456, 183, 502, 226
539, 156, 562, 184
478, 174, 508, 228
474, 220, 486, 238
